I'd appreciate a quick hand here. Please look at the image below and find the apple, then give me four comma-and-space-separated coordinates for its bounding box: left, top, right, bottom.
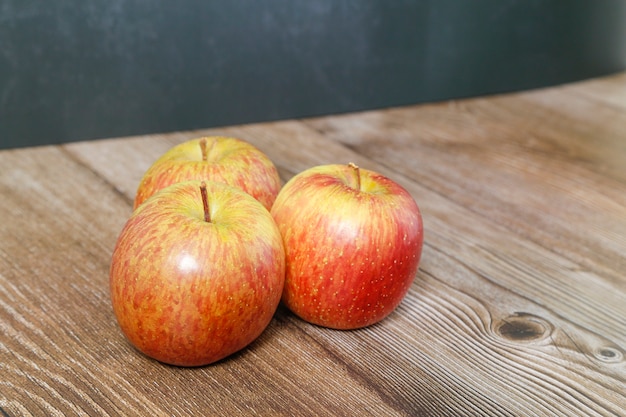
270, 163, 423, 330
133, 136, 281, 211
110, 180, 285, 366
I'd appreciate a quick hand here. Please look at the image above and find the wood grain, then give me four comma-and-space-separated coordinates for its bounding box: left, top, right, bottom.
1, 73, 625, 416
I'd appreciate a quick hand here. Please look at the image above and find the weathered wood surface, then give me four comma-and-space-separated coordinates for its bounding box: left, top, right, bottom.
1, 73, 625, 416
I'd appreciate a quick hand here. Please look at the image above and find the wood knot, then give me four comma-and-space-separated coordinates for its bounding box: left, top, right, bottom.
495, 313, 552, 343
593, 347, 624, 364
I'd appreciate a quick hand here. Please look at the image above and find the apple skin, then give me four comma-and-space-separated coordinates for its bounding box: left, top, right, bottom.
133, 136, 281, 211
110, 180, 285, 366
270, 164, 423, 330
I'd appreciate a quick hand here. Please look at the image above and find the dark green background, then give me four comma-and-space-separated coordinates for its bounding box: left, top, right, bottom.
1, 0, 625, 148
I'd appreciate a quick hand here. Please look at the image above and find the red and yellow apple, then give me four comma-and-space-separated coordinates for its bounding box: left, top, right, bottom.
270, 163, 423, 330
110, 180, 285, 366
133, 136, 281, 211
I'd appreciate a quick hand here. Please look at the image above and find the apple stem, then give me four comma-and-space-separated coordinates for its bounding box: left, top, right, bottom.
199, 137, 218, 162
200, 181, 211, 223
348, 162, 361, 191
200, 138, 208, 161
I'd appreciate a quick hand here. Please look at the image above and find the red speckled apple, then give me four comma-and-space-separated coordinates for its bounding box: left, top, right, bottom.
133, 136, 281, 210
270, 163, 423, 330
110, 180, 285, 366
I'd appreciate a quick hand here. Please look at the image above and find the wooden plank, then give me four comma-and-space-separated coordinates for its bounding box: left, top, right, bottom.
564, 72, 626, 111
1, 73, 625, 416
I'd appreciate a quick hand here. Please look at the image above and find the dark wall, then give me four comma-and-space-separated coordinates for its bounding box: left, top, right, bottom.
1, 0, 625, 149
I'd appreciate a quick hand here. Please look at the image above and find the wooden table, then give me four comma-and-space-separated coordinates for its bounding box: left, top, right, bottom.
1, 72, 625, 416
